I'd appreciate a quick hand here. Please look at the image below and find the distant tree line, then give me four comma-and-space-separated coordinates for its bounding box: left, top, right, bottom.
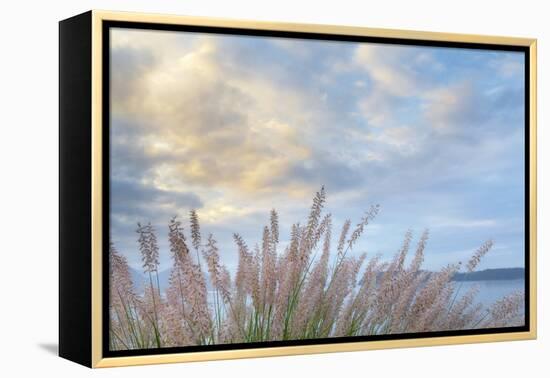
452, 268, 524, 281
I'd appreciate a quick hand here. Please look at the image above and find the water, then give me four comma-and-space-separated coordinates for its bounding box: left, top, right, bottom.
454, 279, 525, 308
205, 281, 525, 311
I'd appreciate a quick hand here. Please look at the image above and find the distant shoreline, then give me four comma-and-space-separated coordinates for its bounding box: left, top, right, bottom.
452, 267, 525, 282
128, 267, 525, 293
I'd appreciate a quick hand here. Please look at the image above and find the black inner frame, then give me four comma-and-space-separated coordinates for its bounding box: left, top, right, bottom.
102, 20, 531, 358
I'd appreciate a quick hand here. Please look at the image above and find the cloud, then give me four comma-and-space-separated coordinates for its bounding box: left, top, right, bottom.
428, 216, 498, 229
352, 44, 425, 129
111, 178, 203, 218
108, 29, 526, 271
109, 176, 203, 269
111, 44, 156, 105
489, 52, 524, 78
110, 34, 327, 201
421, 80, 524, 138
353, 44, 420, 97
422, 81, 488, 134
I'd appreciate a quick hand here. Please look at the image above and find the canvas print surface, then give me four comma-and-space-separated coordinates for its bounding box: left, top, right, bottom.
108, 27, 526, 352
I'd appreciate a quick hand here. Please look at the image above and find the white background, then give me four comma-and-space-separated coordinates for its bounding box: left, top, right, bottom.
0, 0, 547, 376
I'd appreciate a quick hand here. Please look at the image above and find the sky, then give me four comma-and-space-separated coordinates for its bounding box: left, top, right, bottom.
109, 27, 526, 273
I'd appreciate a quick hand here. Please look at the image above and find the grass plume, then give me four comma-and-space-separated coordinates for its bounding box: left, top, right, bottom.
109, 188, 525, 350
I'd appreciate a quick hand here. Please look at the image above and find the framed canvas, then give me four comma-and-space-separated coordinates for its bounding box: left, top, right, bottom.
59, 10, 537, 368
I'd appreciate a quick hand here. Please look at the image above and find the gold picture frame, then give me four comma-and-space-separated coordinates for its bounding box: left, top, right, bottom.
59, 10, 537, 368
